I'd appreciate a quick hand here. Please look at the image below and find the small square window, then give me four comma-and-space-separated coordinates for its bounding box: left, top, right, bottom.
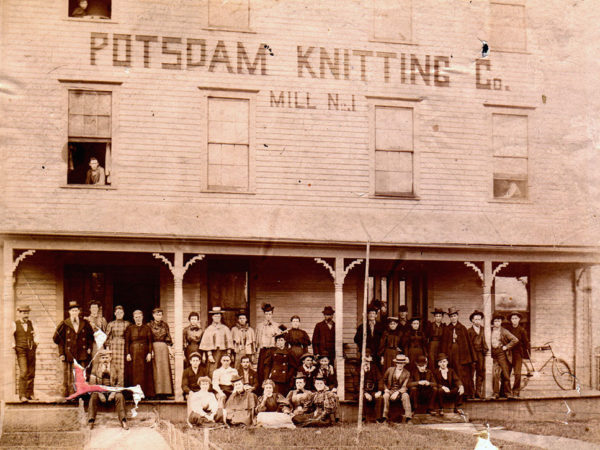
69, 0, 111, 19
208, 0, 250, 30
372, 0, 412, 43
490, 3, 526, 52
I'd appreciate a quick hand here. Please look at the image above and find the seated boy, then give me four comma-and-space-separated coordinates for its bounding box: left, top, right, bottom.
188, 376, 224, 426
182, 352, 205, 400
408, 355, 438, 415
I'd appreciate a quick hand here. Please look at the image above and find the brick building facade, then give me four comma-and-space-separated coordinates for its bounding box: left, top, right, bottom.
1, 0, 599, 401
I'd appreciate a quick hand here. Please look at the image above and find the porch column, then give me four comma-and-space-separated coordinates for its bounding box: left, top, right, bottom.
153, 252, 204, 401
482, 261, 494, 397
2, 247, 36, 401
315, 256, 363, 401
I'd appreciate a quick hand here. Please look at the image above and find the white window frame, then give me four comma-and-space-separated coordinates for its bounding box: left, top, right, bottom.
370, 0, 415, 45
368, 97, 421, 199
205, 0, 254, 33
199, 87, 257, 194
64, 0, 117, 23
489, 1, 528, 54
58, 79, 121, 189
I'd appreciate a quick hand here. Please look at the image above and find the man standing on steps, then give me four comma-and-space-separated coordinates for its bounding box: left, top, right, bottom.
12, 305, 38, 401
312, 306, 336, 360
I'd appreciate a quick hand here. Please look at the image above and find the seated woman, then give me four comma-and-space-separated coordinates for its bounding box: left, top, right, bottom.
285, 373, 313, 416
255, 380, 295, 429
316, 352, 337, 393
182, 352, 205, 400
224, 375, 257, 427
292, 376, 338, 428
188, 376, 224, 427
212, 354, 239, 406
433, 353, 464, 416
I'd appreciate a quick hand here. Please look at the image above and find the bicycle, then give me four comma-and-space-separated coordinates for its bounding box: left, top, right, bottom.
520, 341, 575, 391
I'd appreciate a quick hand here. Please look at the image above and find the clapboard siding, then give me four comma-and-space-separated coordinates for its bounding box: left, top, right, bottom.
0, 0, 596, 247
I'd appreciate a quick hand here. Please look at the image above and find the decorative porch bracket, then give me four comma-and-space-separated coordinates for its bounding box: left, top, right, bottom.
314, 257, 363, 401
153, 252, 205, 401
464, 260, 508, 398
3, 248, 37, 400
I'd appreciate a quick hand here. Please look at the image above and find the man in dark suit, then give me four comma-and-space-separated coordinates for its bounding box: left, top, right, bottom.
182, 352, 205, 399
312, 306, 336, 360
425, 308, 446, 370
13, 305, 38, 401
467, 310, 488, 399
353, 306, 384, 365
441, 307, 475, 398
239, 355, 259, 392
506, 311, 530, 397
53, 301, 94, 397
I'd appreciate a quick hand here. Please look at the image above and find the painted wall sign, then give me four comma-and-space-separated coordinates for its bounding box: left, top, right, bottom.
90, 33, 504, 89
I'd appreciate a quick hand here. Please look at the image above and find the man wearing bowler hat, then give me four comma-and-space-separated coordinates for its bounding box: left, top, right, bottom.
467, 310, 488, 399
312, 306, 336, 360
408, 355, 438, 415
353, 305, 384, 364
506, 311, 529, 397
12, 305, 38, 401
441, 307, 475, 398
53, 301, 94, 397
425, 308, 446, 370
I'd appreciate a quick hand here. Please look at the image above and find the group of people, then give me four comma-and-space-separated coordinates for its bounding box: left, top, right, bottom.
355, 304, 530, 422
13, 298, 529, 428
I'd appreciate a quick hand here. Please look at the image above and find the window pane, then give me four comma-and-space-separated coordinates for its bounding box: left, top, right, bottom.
373, 0, 411, 42
493, 114, 527, 157
68, 90, 111, 138
68, 91, 84, 114
208, 98, 249, 144
491, 3, 526, 51
493, 178, 527, 199
493, 156, 527, 176
495, 276, 528, 311
375, 150, 413, 194
208, 0, 250, 29
375, 106, 412, 150
69, 114, 84, 136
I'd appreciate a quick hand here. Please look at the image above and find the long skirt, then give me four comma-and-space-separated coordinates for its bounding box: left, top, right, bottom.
109, 337, 126, 386
152, 342, 173, 395
127, 342, 155, 398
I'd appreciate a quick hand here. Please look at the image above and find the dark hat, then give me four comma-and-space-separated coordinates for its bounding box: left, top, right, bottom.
261, 303, 274, 312
314, 375, 326, 381
294, 372, 306, 380
188, 352, 202, 361
274, 331, 287, 340
208, 306, 224, 315
152, 307, 163, 314
370, 299, 383, 310
230, 374, 243, 383
67, 301, 80, 310
393, 354, 409, 364
398, 305, 408, 313
322, 306, 335, 315
290, 315, 301, 321
416, 355, 427, 366
367, 304, 378, 313
114, 305, 124, 312
509, 311, 523, 319
17, 305, 31, 312
89, 300, 101, 307
431, 308, 445, 315
198, 376, 211, 384
387, 316, 399, 323
447, 307, 459, 316
262, 379, 276, 388
492, 312, 505, 323
300, 353, 314, 362
236, 310, 248, 317
409, 316, 421, 323
437, 353, 449, 362
317, 351, 331, 361
469, 310, 484, 322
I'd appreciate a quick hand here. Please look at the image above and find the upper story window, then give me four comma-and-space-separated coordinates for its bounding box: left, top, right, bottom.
69, 0, 111, 19
67, 90, 112, 186
374, 106, 415, 197
206, 96, 251, 192
492, 113, 528, 199
372, 0, 412, 44
208, 0, 251, 31
490, 2, 526, 52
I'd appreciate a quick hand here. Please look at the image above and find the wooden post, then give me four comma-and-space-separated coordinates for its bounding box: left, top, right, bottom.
314, 256, 363, 402
153, 252, 204, 401
483, 260, 493, 398
357, 242, 370, 431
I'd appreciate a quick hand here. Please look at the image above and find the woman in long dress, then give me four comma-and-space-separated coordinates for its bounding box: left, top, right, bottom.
125, 310, 155, 398
148, 308, 174, 398
284, 315, 311, 369
105, 305, 130, 385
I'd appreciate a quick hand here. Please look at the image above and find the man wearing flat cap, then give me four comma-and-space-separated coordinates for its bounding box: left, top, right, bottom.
12, 305, 38, 401
53, 301, 94, 397
467, 310, 488, 399
506, 311, 529, 397
312, 306, 336, 361
440, 307, 475, 398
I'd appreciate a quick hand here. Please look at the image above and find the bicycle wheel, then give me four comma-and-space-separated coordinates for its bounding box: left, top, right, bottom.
552, 358, 575, 390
